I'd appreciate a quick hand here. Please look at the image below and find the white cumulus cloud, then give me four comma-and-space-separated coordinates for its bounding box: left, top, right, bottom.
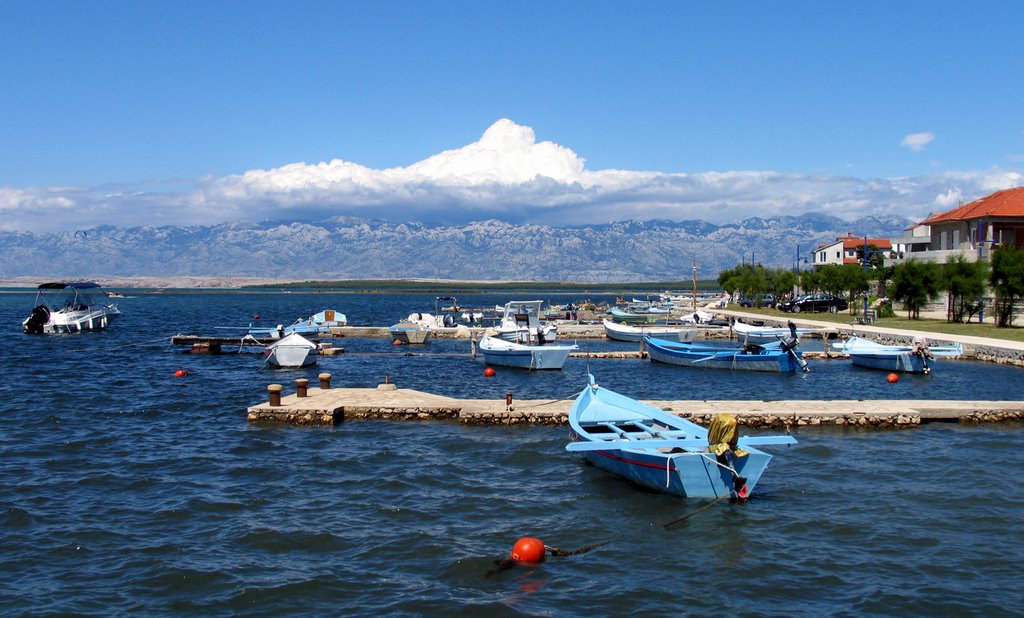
0, 120, 1021, 233
901, 132, 936, 152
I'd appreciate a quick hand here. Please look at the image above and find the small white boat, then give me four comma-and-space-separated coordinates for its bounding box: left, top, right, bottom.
243, 309, 346, 340
478, 335, 576, 370
602, 319, 697, 343
265, 333, 319, 368
831, 336, 962, 374
22, 281, 121, 334
732, 320, 815, 345
493, 300, 558, 343
389, 322, 431, 344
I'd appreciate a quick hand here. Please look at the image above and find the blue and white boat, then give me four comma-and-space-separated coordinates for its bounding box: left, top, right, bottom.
832, 336, 962, 375
566, 375, 796, 499
477, 335, 576, 370
645, 335, 809, 373
244, 309, 346, 340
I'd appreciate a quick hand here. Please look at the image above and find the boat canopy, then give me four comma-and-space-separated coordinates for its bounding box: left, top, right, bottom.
37, 281, 102, 290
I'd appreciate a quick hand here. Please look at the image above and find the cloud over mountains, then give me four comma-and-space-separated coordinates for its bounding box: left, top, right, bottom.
1, 119, 1021, 233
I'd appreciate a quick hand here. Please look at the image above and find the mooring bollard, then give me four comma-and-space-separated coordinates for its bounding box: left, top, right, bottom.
319, 373, 332, 390
268, 383, 283, 407
295, 378, 309, 397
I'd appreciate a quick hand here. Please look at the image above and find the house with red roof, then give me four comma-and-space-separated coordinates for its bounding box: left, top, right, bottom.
902, 186, 1024, 263
812, 233, 893, 267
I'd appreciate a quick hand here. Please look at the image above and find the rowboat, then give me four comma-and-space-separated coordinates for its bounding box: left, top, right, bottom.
602, 319, 696, 343
477, 335, 576, 370
389, 322, 431, 344
645, 336, 809, 373
264, 333, 319, 368
607, 307, 658, 324
732, 320, 815, 345
831, 336, 962, 374
22, 281, 121, 334
566, 374, 796, 498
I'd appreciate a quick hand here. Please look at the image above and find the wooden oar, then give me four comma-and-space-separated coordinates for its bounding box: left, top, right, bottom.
565, 435, 797, 452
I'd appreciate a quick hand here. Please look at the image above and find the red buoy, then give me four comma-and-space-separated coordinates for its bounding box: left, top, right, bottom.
253, 314, 261, 319
484, 367, 496, 377
510, 537, 545, 563
393, 339, 403, 346
174, 369, 188, 378
887, 373, 899, 383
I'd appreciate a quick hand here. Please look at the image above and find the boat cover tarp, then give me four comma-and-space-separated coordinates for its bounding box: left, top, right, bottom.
707, 413, 749, 458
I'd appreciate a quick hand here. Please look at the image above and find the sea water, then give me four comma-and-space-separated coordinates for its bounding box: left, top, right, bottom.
0, 291, 1021, 616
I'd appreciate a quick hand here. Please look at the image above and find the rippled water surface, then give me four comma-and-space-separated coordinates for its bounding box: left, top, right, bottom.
1, 290, 1022, 616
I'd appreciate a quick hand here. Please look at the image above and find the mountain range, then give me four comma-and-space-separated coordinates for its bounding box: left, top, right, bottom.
0, 213, 915, 283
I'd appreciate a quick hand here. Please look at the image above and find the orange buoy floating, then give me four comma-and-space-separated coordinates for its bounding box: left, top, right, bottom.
887, 373, 899, 383
253, 314, 260, 319
510, 537, 545, 563
393, 339, 403, 346
484, 367, 496, 377
174, 369, 188, 378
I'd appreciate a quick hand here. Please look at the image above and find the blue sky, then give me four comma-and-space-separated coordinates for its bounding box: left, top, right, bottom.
1, 1, 1022, 232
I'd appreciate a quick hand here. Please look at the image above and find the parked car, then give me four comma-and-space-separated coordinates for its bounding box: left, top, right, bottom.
778, 293, 848, 313
738, 293, 777, 308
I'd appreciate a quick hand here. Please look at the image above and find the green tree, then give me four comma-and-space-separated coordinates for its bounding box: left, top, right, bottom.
888, 260, 942, 319
942, 254, 989, 323
990, 245, 1024, 327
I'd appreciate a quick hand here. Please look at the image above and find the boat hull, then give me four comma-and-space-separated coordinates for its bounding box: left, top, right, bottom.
265, 334, 319, 368
389, 323, 430, 344
850, 352, 930, 374
603, 319, 696, 343
478, 336, 575, 370
576, 440, 772, 498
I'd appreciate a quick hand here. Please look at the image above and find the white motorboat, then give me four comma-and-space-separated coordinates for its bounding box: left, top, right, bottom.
477, 335, 576, 370
22, 281, 121, 334
265, 333, 320, 368
493, 300, 558, 344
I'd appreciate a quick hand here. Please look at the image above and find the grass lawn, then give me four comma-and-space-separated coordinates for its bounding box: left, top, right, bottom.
729, 305, 1024, 343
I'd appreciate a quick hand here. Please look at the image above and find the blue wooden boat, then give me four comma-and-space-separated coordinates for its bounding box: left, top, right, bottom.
644, 335, 809, 373
566, 375, 796, 499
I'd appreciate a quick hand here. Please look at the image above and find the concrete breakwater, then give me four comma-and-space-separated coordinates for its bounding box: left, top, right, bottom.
247, 377, 1024, 428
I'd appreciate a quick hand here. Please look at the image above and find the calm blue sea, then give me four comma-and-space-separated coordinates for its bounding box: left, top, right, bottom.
0, 290, 1022, 616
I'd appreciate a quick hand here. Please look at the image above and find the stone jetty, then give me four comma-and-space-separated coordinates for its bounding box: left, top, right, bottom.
247, 375, 1024, 428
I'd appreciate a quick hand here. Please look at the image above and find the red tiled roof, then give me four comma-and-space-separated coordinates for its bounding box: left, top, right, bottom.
840, 238, 891, 250
921, 186, 1024, 224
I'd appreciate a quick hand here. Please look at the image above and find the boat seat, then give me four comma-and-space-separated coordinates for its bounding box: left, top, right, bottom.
626, 421, 689, 439
595, 422, 658, 440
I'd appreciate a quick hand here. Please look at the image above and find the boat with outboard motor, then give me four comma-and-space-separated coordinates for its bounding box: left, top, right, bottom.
566, 374, 796, 499
831, 336, 962, 374
644, 322, 809, 373
22, 281, 121, 334
493, 300, 558, 343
